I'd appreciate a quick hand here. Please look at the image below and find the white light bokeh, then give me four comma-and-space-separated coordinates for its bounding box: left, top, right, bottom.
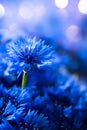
66, 25, 80, 42
0, 4, 5, 18
19, 2, 45, 21
19, 2, 34, 19
78, 0, 87, 14
55, 0, 68, 9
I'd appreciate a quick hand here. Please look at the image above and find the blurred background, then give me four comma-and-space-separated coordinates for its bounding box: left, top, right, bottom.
0, 0, 87, 78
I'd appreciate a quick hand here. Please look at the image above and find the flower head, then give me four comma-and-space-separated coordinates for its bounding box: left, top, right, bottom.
0, 85, 31, 129
14, 110, 49, 130
7, 37, 54, 75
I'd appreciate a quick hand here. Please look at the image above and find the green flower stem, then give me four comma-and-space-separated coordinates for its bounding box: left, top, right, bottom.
21, 70, 28, 88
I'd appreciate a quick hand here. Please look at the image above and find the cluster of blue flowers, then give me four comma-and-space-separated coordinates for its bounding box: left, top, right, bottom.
0, 36, 87, 130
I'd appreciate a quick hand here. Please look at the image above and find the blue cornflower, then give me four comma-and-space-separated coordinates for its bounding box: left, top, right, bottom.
38, 75, 87, 130
0, 85, 14, 130
0, 85, 31, 129
7, 85, 31, 108
14, 109, 49, 130
7, 37, 54, 74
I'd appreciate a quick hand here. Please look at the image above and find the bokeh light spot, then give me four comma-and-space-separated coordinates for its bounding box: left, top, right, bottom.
78, 0, 87, 14
55, 0, 68, 9
0, 4, 5, 18
66, 25, 80, 42
19, 2, 34, 19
